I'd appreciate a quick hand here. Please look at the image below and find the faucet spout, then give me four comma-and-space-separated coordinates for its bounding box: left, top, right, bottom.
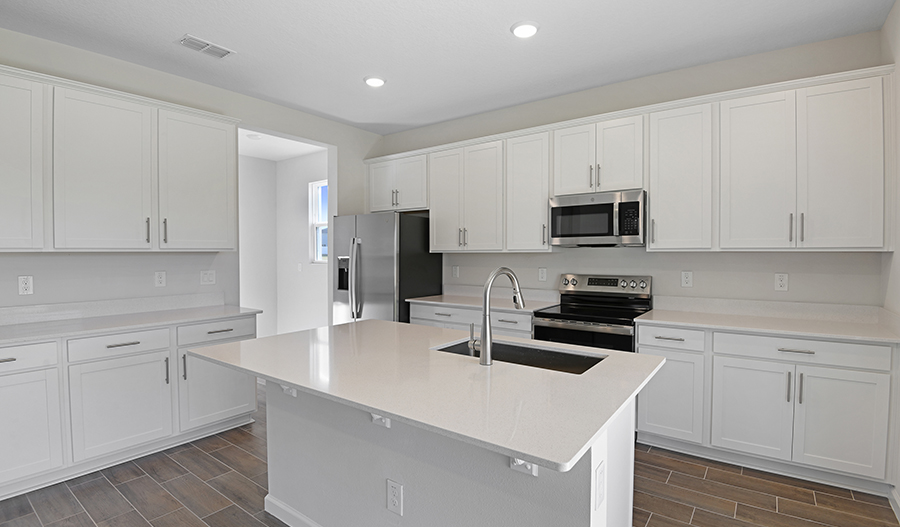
481, 267, 526, 366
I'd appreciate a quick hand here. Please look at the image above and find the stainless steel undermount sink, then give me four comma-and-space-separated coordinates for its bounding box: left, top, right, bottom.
436, 341, 604, 375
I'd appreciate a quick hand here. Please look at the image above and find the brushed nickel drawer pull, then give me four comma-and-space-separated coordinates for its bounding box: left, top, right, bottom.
0, 358, 16, 364
107, 341, 140, 349
786, 371, 792, 402
207, 328, 234, 335
799, 373, 804, 404
654, 336, 685, 342
163, 218, 168, 243
183, 354, 188, 380
434, 312, 452, 317
778, 347, 815, 355
497, 319, 518, 324
165, 357, 170, 385
146, 218, 151, 243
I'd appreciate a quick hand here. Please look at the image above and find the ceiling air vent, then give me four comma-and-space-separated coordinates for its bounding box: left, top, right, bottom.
179, 34, 234, 59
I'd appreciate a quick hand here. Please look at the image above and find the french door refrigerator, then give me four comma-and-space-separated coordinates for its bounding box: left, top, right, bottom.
333, 212, 442, 325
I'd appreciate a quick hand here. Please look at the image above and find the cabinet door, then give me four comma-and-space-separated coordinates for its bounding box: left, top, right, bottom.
636, 347, 704, 444
53, 88, 153, 249
69, 351, 172, 462
797, 78, 884, 248
792, 365, 889, 478
429, 149, 464, 251
597, 116, 643, 191
0, 74, 44, 249
506, 133, 550, 251
711, 356, 794, 461
158, 110, 236, 250
463, 140, 504, 251
553, 123, 596, 196
394, 155, 428, 211
368, 160, 395, 212
648, 104, 712, 250
720, 92, 797, 249
0, 369, 63, 484
178, 349, 256, 431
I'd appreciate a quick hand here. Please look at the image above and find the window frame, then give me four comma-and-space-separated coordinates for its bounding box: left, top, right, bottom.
309, 179, 328, 264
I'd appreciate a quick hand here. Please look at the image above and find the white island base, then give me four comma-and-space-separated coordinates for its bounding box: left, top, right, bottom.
263, 384, 636, 527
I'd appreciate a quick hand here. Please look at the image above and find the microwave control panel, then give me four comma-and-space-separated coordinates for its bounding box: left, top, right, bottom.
618, 201, 641, 236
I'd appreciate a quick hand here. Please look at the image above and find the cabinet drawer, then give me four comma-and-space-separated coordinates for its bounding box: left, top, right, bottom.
177, 317, 256, 346
0, 342, 58, 375
713, 332, 891, 371
637, 325, 705, 352
409, 304, 480, 325
68, 329, 170, 363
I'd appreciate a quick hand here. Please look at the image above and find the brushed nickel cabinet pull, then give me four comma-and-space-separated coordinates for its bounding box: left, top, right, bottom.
434, 312, 452, 317
654, 336, 684, 342
458, 228, 463, 247
799, 373, 804, 404
464, 228, 468, 246
542, 224, 547, 245
651, 219, 656, 244
163, 218, 168, 243
0, 358, 16, 364
789, 213, 793, 242
395, 189, 400, 206
146, 218, 151, 243
165, 357, 170, 385
778, 347, 815, 355
107, 341, 140, 349
183, 354, 188, 380
800, 213, 805, 242
589, 165, 593, 187
786, 371, 792, 402
207, 328, 234, 335
497, 319, 518, 324
596, 164, 601, 186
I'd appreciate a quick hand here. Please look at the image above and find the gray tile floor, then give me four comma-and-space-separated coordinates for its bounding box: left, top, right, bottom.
0, 385, 283, 527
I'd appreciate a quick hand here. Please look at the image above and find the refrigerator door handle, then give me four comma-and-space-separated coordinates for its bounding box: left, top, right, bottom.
353, 237, 363, 319
349, 238, 359, 319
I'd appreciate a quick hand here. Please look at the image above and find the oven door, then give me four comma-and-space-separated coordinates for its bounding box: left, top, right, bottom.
532, 318, 635, 352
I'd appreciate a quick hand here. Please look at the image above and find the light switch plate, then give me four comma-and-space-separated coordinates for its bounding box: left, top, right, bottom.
200, 270, 216, 285
452, 265, 460, 278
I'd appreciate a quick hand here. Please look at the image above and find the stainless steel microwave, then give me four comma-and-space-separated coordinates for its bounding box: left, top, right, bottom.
549, 190, 645, 247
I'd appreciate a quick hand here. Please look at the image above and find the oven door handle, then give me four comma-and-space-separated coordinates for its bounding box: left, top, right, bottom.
532, 318, 634, 336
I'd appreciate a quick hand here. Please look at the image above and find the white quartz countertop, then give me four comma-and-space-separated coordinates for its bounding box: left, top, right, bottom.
636, 309, 900, 344
0, 305, 262, 347
188, 319, 663, 472
407, 295, 557, 313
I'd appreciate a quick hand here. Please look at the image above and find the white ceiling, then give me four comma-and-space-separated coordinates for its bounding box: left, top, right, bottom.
0, 0, 894, 135
238, 130, 325, 162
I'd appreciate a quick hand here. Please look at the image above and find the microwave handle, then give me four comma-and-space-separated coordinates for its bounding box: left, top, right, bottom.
612, 202, 619, 236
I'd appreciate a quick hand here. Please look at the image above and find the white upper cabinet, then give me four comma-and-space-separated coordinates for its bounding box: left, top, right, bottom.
158, 110, 236, 250
368, 155, 428, 212
428, 141, 503, 252
53, 88, 153, 250
553, 116, 643, 196
0, 74, 45, 250
720, 91, 797, 249
648, 104, 713, 250
505, 133, 550, 251
797, 78, 884, 249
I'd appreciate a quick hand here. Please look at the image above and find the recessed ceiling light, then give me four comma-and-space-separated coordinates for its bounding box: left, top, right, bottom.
246, 134, 262, 140
365, 77, 386, 88
511, 22, 539, 39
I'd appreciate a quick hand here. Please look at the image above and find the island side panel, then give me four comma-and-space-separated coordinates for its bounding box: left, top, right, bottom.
264, 383, 601, 527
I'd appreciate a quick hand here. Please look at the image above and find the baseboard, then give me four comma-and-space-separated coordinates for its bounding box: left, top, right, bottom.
891, 487, 900, 524
265, 495, 324, 527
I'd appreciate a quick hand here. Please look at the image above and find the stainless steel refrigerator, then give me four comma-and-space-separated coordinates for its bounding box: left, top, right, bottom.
333, 212, 442, 325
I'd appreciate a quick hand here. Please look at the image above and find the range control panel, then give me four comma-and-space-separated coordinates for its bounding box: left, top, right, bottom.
559, 274, 652, 295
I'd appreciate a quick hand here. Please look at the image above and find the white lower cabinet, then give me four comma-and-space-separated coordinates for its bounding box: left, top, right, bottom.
711, 355, 890, 478
178, 348, 256, 431
637, 346, 704, 444
68, 350, 173, 462
409, 303, 532, 340
0, 369, 63, 482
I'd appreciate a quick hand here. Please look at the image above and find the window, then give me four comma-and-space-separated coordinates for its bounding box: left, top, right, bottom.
310, 180, 328, 263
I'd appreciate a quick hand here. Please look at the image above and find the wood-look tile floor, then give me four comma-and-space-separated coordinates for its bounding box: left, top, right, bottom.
0, 386, 284, 527
633, 443, 900, 527
3, 388, 898, 527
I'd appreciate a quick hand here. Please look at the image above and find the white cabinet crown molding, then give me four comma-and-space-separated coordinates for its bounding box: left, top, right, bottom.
365, 65, 894, 164
0, 63, 240, 125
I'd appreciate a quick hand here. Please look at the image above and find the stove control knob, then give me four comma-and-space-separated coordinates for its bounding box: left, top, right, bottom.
639, 280, 647, 289
562, 278, 569, 286
630, 280, 637, 289
620, 280, 627, 288
570, 279, 578, 286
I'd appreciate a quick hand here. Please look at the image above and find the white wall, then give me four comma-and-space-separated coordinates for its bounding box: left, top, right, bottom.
0, 27, 379, 309
239, 156, 278, 337
276, 152, 330, 333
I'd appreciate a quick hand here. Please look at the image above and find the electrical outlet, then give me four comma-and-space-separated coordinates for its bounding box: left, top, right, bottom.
452, 265, 460, 278
371, 413, 391, 428
681, 271, 693, 288
297, 263, 302, 272
595, 461, 606, 510
387, 479, 403, 516
510, 457, 539, 476
200, 270, 216, 285
155, 271, 166, 287
538, 268, 547, 282
18, 276, 33, 295
775, 273, 789, 291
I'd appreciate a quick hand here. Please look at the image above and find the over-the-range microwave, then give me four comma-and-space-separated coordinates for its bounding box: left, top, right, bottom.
549, 189, 645, 247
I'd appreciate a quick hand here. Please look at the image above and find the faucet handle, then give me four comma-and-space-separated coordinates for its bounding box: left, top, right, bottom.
468, 323, 480, 353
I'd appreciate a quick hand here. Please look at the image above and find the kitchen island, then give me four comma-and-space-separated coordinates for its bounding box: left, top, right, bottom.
188, 319, 663, 526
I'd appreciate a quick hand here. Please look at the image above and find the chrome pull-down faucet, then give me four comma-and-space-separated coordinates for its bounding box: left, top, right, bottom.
474, 267, 525, 366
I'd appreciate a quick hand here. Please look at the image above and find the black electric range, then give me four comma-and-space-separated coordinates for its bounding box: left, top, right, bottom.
532, 274, 652, 352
